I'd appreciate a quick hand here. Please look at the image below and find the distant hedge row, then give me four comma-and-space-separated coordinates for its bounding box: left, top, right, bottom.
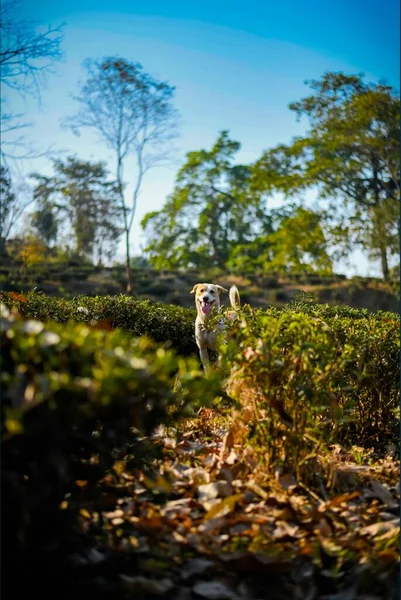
1, 290, 398, 358
0, 290, 198, 356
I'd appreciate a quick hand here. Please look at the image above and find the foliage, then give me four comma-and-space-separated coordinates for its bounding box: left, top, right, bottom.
228, 205, 333, 273
253, 72, 400, 280
31, 157, 122, 264
18, 236, 47, 267
0, 290, 198, 356
1, 301, 221, 585
142, 131, 271, 270
65, 56, 178, 292
1, 293, 399, 598
219, 298, 399, 483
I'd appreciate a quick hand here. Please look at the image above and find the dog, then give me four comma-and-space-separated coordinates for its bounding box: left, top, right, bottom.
190, 283, 240, 374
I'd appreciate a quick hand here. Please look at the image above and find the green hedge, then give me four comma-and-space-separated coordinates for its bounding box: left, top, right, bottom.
2, 290, 398, 359
0, 290, 198, 356
1, 301, 221, 588
219, 299, 399, 485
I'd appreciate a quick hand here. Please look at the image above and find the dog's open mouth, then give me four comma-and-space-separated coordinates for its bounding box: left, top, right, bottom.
199, 299, 215, 315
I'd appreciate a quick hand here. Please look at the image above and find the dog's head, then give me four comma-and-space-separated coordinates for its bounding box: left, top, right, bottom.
190, 283, 228, 316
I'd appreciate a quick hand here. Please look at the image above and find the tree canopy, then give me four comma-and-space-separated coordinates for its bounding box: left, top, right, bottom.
253, 72, 400, 280
142, 131, 271, 270
31, 157, 122, 265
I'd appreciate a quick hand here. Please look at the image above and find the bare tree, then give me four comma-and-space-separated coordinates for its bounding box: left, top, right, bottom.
0, 164, 34, 254
0, 0, 64, 162
0, 0, 63, 95
64, 56, 178, 293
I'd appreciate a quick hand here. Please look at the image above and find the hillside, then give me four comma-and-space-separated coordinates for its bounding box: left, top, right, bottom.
1, 261, 399, 313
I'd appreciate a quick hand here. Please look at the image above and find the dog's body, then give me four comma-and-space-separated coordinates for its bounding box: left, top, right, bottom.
190, 282, 240, 373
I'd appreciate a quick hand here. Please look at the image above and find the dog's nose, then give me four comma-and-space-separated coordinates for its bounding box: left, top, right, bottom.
202, 295, 209, 302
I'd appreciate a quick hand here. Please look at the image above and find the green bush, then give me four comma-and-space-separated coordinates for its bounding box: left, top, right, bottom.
219, 299, 399, 486
0, 290, 197, 356
1, 302, 221, 570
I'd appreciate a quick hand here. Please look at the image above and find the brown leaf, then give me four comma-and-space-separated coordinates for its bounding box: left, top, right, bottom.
120, 575, 173, 595
360, 519, 399, 538
277, 473, 299, 490
245, 481, 268, 500
218, 429, 235, 464
321, 491, 361, 510
203, 494, 242, 521
365, 480, 399, 509
192, 581, 238, 600
313, 518, 333, 537
142, 473, 174, 493
198, 481, 231, 501
9, 292, 27, 303
75, 480, 88, 487
224, 450, 238, 465
272, 520, 300, 540
198, 517, 226, 534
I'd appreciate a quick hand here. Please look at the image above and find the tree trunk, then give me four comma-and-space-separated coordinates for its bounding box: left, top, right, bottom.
116, 155, 133, 295
125, 225, 133, 294
379, 243, 389, 281
371, 158, 390, 282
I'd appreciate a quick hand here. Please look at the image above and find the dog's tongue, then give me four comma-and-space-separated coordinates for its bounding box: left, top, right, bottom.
201, 302, 211, 314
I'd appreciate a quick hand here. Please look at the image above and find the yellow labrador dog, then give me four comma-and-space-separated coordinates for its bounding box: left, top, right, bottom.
190, 283, 240, 374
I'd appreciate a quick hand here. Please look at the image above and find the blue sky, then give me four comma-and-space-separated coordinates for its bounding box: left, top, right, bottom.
5, 0, 400, 275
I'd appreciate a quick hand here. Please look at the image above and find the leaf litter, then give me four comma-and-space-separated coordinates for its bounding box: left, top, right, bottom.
66, 408, 399, 599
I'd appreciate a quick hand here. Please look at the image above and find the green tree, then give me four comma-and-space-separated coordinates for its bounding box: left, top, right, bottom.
142, 131, 271, 270
228, 205, 333, 274
31, 204, 58, 247
31, 158, 122, 265
65, 57, 178, 291
253, 72, 400, 280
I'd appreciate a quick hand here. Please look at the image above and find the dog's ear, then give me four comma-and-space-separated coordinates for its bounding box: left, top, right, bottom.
190, 284, 201, 294
216, 285, 228, 294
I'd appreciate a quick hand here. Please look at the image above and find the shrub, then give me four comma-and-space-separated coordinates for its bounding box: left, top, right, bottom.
0, 290, 197, 356
1, 302, 221, 575
219, 299, 399, 487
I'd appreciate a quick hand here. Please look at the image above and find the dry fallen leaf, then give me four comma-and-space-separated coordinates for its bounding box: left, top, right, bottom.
119, 574, 174, 595
277, 472, 299, 490
203, 494, 242, 521
180, 558, 216, 581
192, 581, 238, 600
359, 519, 399, 538
365, 480, 399, 509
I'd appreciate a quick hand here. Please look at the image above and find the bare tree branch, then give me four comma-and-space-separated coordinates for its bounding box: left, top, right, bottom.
0, 0, 64, 165
0, 0, 64, 99
64, 56, 179, 293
